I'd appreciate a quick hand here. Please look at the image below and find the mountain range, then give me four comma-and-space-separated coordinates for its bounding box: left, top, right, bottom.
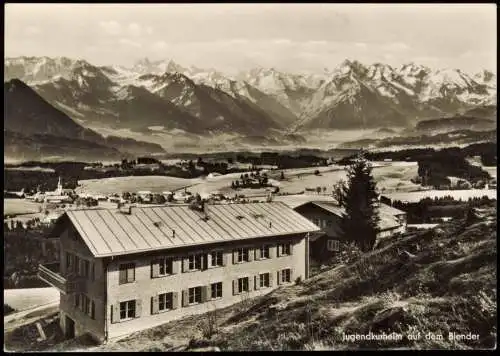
4, 79, 166, 161
5, 56, 497, 136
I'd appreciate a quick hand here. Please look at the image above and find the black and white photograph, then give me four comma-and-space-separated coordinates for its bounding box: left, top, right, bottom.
3, 3, 497, 351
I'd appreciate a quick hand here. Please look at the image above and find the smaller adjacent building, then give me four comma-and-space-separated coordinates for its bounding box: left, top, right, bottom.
293, 201, 407, 262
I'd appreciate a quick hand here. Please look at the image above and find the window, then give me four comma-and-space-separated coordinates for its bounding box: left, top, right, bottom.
83, 260, 90, 279
211, 282, 223, 299
119, 263, 135, 284
279, 243, 291, 256
327, 239, 340, 252
259, 273, 270, 288
120, 300, 136, 320
159, 292, 173, 311
211, 251, 223, 267
188, 287, 203, 304
313, 218, 320, 226
259, 245, 270, 259
83, 295, 91, 314
158, 258, 173, 275
74, 255, 80, 275
281, 269, 291, 283
91, 300, 96, 320
188, 254, 203, 271
236, 248, 249, 263
66, 253, 73, 271
238, 277, 249, 293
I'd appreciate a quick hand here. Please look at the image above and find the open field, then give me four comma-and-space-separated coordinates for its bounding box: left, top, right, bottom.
4, 287, 59, 312
76, 176, 196, 195
383, 189, 497, 203
4, 199, 42, 217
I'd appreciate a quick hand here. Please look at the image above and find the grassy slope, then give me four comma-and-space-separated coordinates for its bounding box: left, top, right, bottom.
90, 205, 496, 351
6, 205, 496, 351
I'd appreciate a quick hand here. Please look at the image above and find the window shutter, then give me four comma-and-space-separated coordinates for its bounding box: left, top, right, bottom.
248, 276, 254, 291
172, 292, 179, 309
269, 245, 276, 259
201, 285, 209, 302
254, 275, 260, 290
276, 244, 281, 257
289, 243, 294, 255
129, 265, 136, 283
248, 248, 254, 262
74, 294, 78, 307
232, 280, 238, 296
232, 250, 237, 264
172, 258, 179, 274
223, 252, 229, 266
135, 299, 142, 318
207, 284, 212, 301
290, 268, 294, 282
119, 269, 126, 285
255, 248, 261, 260
91, 263, 95, 281
182, 290, 189, 307
151, 295, 159, 314
111, 304, 119, 323
151, 260, 160, 278
182, 258, 189, 273
269, 272, 274, 287
277, 271, 282, 285
202, 254, 208, 271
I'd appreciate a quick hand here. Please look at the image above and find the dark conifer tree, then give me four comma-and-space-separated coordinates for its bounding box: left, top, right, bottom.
339, 150, 380, 252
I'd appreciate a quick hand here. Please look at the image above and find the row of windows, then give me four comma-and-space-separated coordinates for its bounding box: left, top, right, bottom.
66, 253, 95, 281
113, 269, 293, 322
74, 293, 96, 320
119, 243, 293, 284
313, 218, 333, 229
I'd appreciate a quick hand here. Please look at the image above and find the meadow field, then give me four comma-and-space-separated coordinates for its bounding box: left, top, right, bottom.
4, 199, 42, 217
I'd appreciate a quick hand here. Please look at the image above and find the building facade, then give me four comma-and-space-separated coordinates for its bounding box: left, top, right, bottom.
38, 202, 320, 342
293, 201, 407, 262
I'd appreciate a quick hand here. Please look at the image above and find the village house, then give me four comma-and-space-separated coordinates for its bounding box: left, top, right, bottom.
293, 201, 407, 262
37, 202, 320, 343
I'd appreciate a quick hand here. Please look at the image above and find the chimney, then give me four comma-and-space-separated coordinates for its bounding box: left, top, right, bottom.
172, 229, 176, 238
269, 221, 272, 229
203, 201, 209, 216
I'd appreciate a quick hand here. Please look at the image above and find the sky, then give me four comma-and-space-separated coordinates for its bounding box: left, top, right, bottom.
4, 3, 497, 75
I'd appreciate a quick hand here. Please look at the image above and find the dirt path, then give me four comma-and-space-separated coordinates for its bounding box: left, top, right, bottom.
4, 301, 59, 332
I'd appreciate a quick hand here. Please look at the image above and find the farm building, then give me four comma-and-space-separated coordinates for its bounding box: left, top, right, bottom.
37, 202, 320, 343
293, 201, 407, 263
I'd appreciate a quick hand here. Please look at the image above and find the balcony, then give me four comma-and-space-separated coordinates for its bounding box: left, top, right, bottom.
38, 262, 67, 294
38, 263, 88, 294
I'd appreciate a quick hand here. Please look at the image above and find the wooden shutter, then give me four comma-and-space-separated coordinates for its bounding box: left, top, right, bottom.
172, 258, 179, 274
129, 264, 136, 283
207, 253, 213, 269
91, 263, 95, 281
254, 275, 260, 290
277, 271, 282, 285
182, 290, 189, 307
289, 243, 294, 255
119, 268, 126, 284
290, 268, 294, 282
255, 248, 261, 260
248, 248, 254, 262
172, 292, 179, 309
269, 245, 276, 259
207, 284, 212, 301
232, 280, 238, 295
151, 295, 159, 314
269, 272, 274, 287
111, 304, 120, 323
232, 250, 237, 264
91, 300, 96, 319
248, 276, 254, 291
135, 299, 142, 318
182, 258, 189, 273
223, 252, 229, 266
202, 285, 209, 302
151, 260, 160, 278
276, 244, 281, 258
